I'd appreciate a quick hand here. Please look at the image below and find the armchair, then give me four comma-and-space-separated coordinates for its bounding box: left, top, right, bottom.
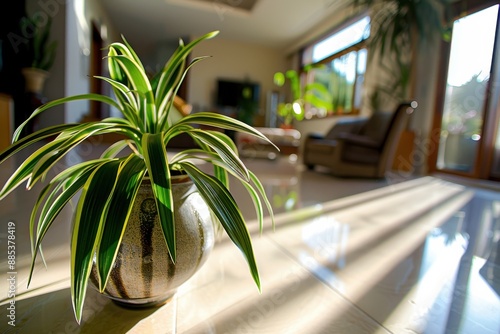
303, 102, 416, 178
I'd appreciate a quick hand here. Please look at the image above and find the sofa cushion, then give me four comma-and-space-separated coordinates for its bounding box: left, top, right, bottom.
359, 111, 393, 144
342, 144, 380, 164
336, 133, 379, 149
324, 117, 367, 140
305, 139, 338, 154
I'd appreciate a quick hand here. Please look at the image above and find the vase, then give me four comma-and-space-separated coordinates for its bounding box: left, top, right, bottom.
90, 175, 215, 307
22, 67, 49, 94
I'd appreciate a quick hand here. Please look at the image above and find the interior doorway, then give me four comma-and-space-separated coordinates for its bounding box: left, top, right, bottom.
81, 21, 107, 122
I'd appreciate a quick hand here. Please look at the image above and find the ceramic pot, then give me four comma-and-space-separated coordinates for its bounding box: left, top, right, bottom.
22, 67, 49, 94
90, 175, 215, 307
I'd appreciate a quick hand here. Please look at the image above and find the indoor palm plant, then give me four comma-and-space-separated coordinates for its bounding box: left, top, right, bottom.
352, 0, 450, 106
0, 30, 276, 323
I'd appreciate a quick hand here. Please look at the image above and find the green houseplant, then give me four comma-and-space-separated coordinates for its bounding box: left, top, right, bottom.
19, 16, 59, 135
352, 0, 450, 106
273, 65, 332, 127
20, 16, 58, 72
20, 15, 58, 93
0, 30, 276, 323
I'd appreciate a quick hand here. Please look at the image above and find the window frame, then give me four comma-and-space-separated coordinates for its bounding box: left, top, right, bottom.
299, 13, 370, 119
428, 0, 500, 179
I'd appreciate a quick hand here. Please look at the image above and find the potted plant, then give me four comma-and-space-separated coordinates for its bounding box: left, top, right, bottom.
18, 16, 58, 135
20, 16, 58, 92
0, 30, 276, 323
273, 65, 332, 128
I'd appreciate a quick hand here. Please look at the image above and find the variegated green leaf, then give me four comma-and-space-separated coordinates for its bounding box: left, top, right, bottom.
156, 31, 218, 110
107, 47, 126, 84
100, 140, 132, 159
0, 123, 76, 163
28, 122, 128, 189
158, 56, 211, 129
94, 75, 142, 124
96, 155, 146, 291
173, 112, 279, 151
249, 170, 275, 232
240, 180, 265, 234
0, 136, 70, 200
28, 162, 102, 286
214, 165, 229, 189
109, 38, 145, 72
108, 55, 155, 131
71, 160, 121, 323
13, 94, 121, 142
142, 133, 176, 262
179, 161, 261, 291
184, 129, 249, 181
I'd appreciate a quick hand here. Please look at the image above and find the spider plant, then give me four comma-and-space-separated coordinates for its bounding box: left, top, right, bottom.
0, 30, 276, 323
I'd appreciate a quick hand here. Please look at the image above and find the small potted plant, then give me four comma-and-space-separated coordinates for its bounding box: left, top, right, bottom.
20, 16, 58, 93
0, 31, 276, 323
18, 16, 58, 135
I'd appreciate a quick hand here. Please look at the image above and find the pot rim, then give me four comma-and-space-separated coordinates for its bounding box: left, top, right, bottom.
143, 173, 191, 184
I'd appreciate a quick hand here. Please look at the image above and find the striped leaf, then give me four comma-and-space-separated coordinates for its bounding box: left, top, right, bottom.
71, 160, 121, 323
179, 161, 261, 291
183, 129, 249, 181
96, 155, 146, 290
12, 94, 121, 142
0, 123, 76, 163
108, 54, 156, 131
142, 133, 176, 262
28, 162, 104, 286
173, 112, 279, 152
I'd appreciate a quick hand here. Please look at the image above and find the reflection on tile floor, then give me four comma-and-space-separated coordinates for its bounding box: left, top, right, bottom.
0, 142, 499, 333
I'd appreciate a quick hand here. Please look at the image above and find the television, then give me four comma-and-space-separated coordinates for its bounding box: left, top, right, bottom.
216, 79, 260, 107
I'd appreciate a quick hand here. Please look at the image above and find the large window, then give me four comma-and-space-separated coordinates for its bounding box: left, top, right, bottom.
301, 15, 370, 118
433, 4, 499, 177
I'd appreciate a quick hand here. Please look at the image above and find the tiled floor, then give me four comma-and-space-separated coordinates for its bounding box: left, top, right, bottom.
0, 144, 499, 333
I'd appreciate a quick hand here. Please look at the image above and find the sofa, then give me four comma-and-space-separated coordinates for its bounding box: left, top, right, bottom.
302, 102, 416, 178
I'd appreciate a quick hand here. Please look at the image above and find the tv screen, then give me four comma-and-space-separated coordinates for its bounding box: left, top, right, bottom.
216, 79, 260, 107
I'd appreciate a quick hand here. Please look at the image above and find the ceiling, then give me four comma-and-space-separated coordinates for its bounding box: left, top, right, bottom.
99, 0, 350, 55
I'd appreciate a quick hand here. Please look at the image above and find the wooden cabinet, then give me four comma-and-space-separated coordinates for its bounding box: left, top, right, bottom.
0, 93, 13, 151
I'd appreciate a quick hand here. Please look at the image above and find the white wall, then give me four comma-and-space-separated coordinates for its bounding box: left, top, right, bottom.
68, 0, 121, 123
64, 0, 88, 124
188, 37, 288, 121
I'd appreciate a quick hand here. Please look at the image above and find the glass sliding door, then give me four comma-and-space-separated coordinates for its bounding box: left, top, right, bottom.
436, 5, 499, 174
